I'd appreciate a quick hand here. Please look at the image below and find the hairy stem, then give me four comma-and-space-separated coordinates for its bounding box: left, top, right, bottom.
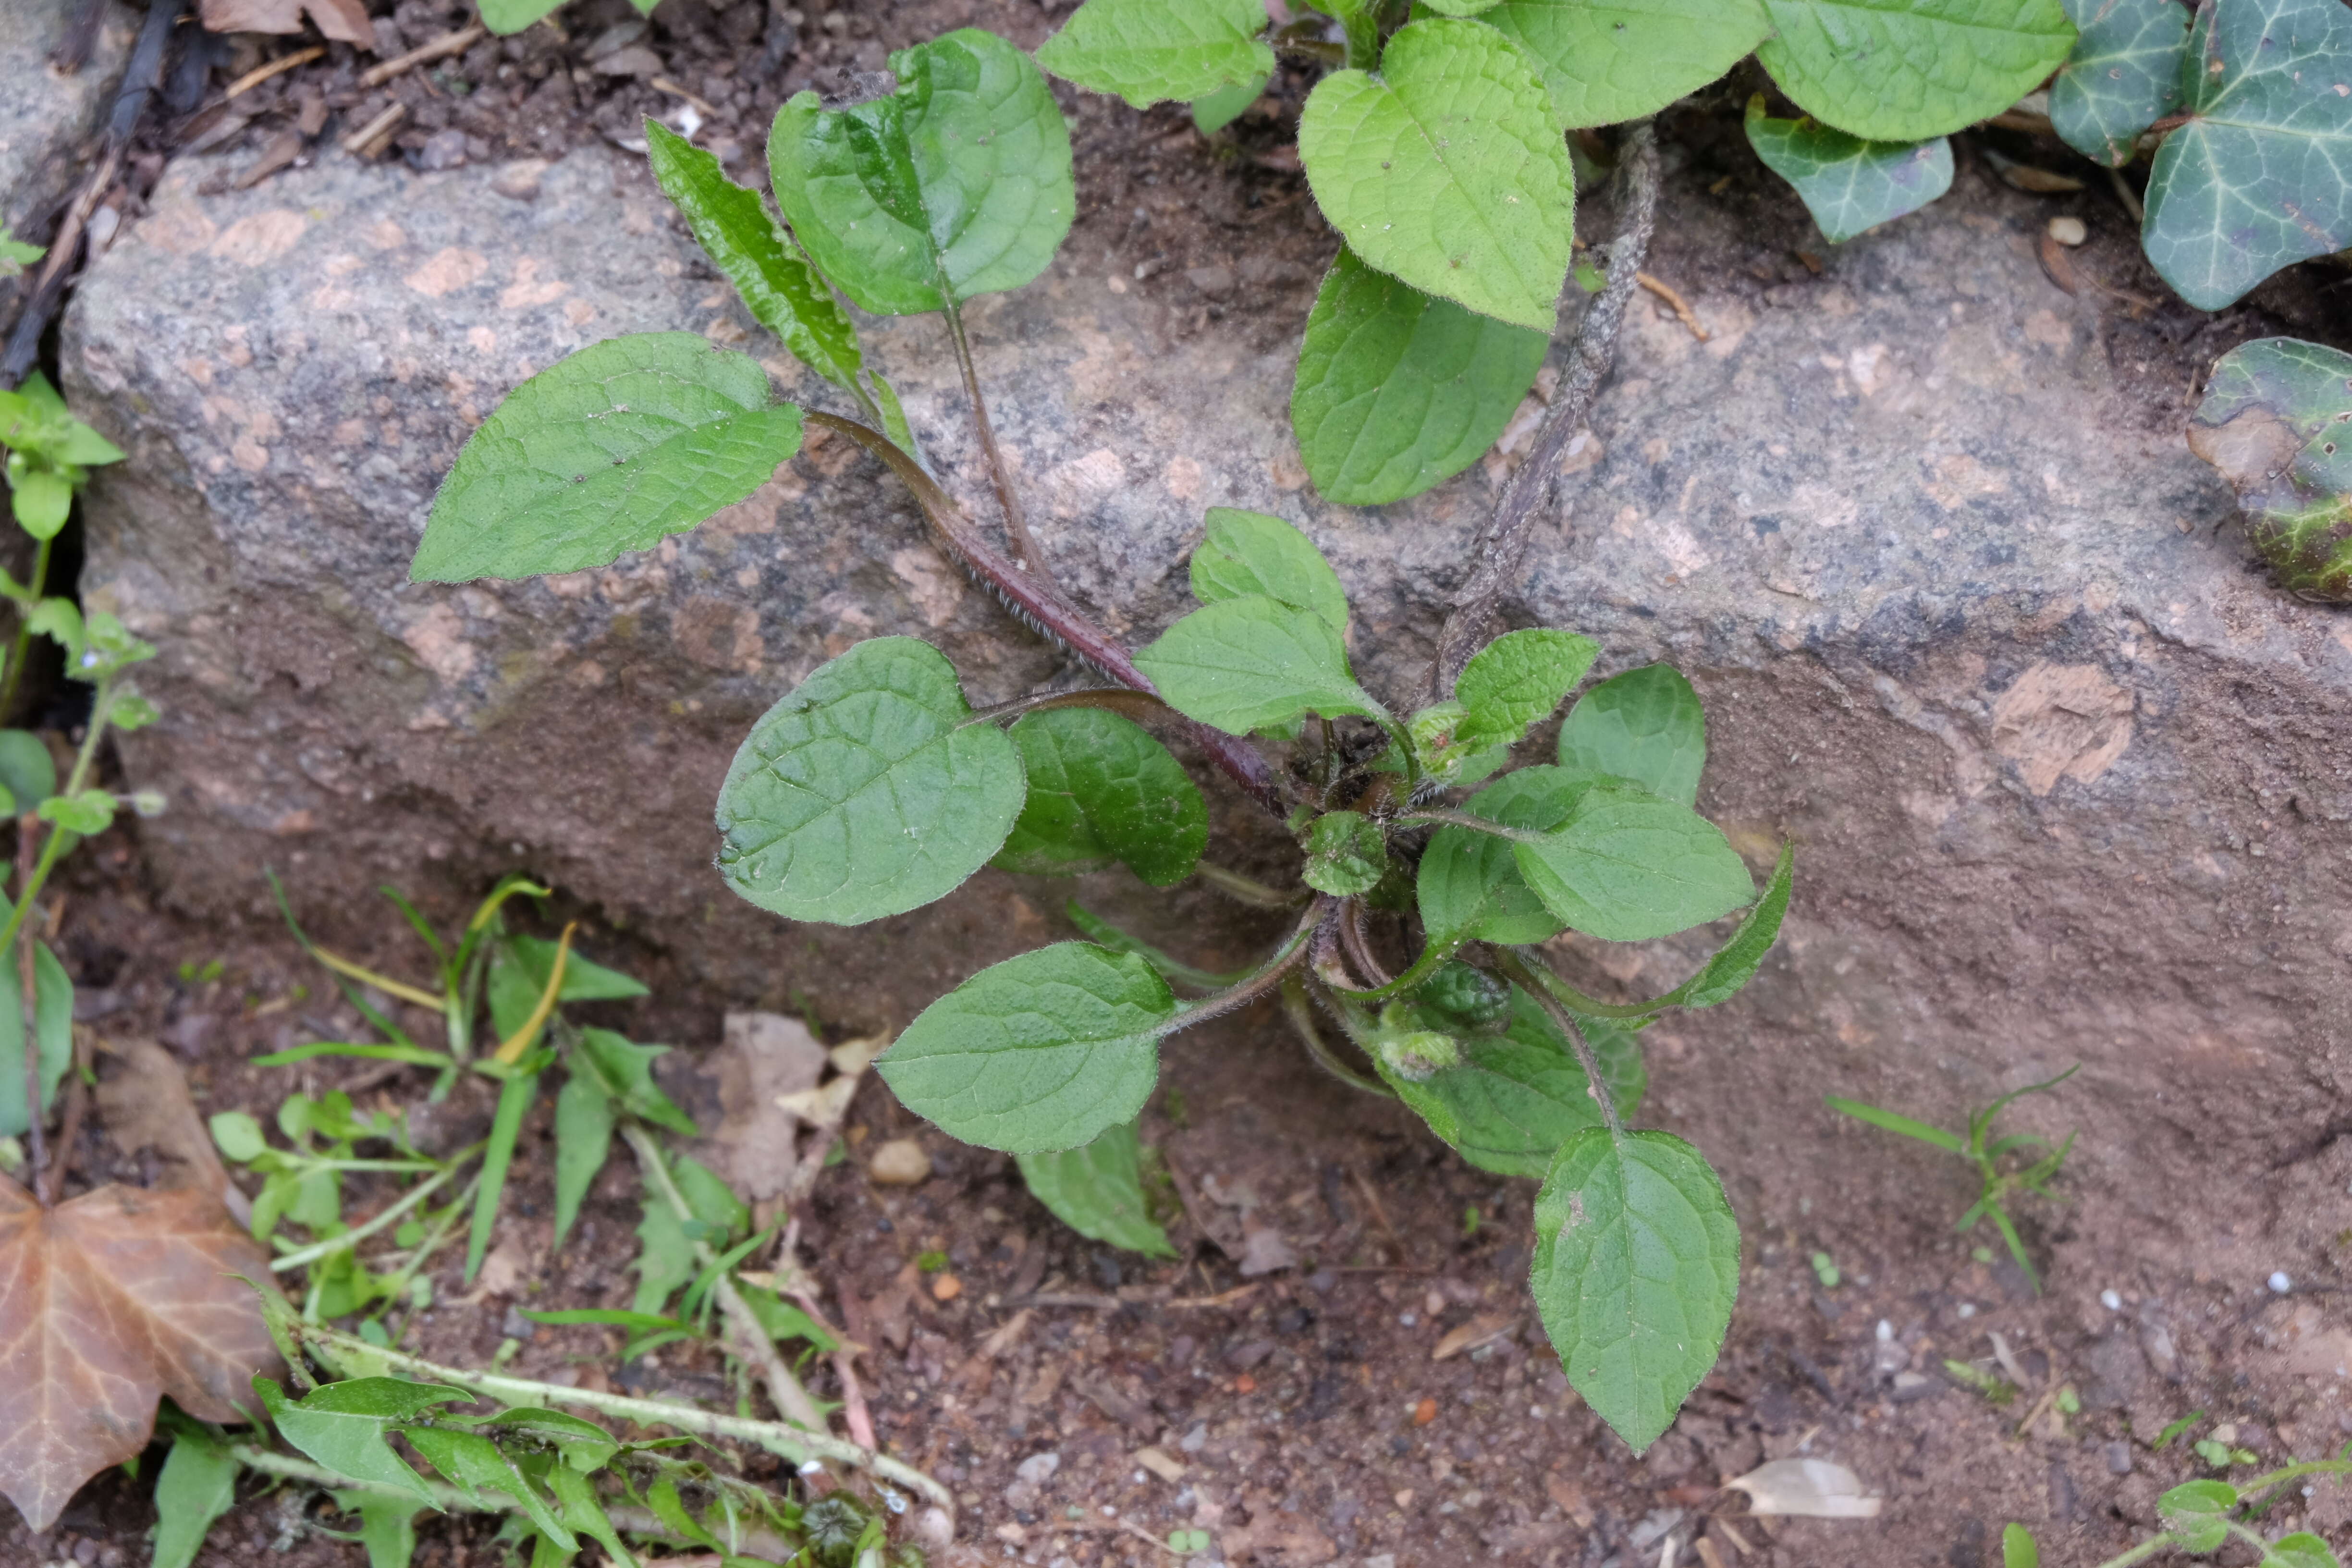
1390, 808, 1545, 844
1495, 948, 1625, 1141
0, 534, 51, 724
1283, 976, 1393, 1098
942, 297, 1043, 577
1427, 121, 1662, 702
1337, 899, 1391, 990
1193, 861, 1306, 909
1164, 899, 1331, 1032
963, 686, 1172, 728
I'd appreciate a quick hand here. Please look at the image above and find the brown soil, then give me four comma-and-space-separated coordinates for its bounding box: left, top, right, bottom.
12, 2, 2352, 1567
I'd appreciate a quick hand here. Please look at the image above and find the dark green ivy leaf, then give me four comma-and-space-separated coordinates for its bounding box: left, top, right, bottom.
2188, 336, 2352, 601
2049, 0, 2188, 166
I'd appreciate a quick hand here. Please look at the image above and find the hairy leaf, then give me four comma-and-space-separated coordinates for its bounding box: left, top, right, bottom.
1417, 766, 1600, 945
1192, 72, 1268, 134
2188, 337, 2352, 601
993, 707, 1208, 886
1675, 843, 1795, 1007
1744, 98, 1955, 243
1755, 0, 2078, 142
0, 927, 72, 1138
643, 121, 864, 393
878, 943, 1178, 1153
2156, 1479, 2236, 1554
2266, 1533, 2342, 1568
1135, 595, 1383, 736
1482, 0, 1770, 128
1384, 987, 1645, 1176
1037, 0, 1275, 109
1303, 809, 1390, 896
1298, 19, 1577, 330
1189, 509, 1350, 630
2049, 0, 2188, 165
151, 1428, 239, 1568
717, 637, 1026, 925
0, 1179, 282, 1531
769, 29, 1075, 315
1531, 1129, 1740, 1451
413, 333, 802, 583
402, 1427, 576, 1551
1292, 246, 1551, 506
1456, 627, 1598, 749
1514, 784, 1755, 942
258, 1377, 470, 1509
1016, 1119, 1177, 1257
2142, 0, 2352, 310
1556, 663, 1706, 806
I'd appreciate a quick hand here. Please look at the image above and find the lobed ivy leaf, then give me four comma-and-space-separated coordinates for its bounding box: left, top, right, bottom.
1755, 0, 2078, 143
2049, 0, 2188, 166
1298, 18, 1577, 331
643, 120, 865, 395
1016, 1119, 1177, 1258
2188, 336, 2352, 601
413, 333, 802, 583
716, 637, 1027, 925
992, 706, 1208, 887
1135, 595, 1385, 736
1530, 1129, 1740, 1451
1188, 509, 1350, 630
1382, 985, 1645, 1176
768, 29, 1075, 316
1556, 663, 1706, 807
1456, 627, 1598, 749
257, 1376, 472, 1507
1303, 809, 1390, 896
1513, 784, 1756, 943
1291, 246, 1551, 507
1036, 0, 1275, 110
2141, 0, 2352, 311
1744, 97, 1955, 244
1417, 766, 1597, 946
1482, 0, 1770, 129
879, 943, 1178, 1153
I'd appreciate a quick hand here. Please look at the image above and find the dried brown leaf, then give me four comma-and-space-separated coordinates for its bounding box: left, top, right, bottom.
199, 0, 372, 46
0, 1177, 283, 1530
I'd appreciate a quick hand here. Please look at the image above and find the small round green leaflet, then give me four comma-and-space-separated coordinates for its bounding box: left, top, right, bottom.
991, 706, 1209, 887
1035, 0, 1276, 110
878, 943, 1178, 1153
715, 637, 1026, 925
1014, 1120, 1177, 1257
1303, 810, 1389, 896
1998, 1522, 2039, 1568
2155, 1479, 2237, 1554
412, 333, 803, 584
1298, 19, 1576, 331
2048, 0, 2187, 167
2187, 337, 2352, 601
1134, 594, 1384, 737
1743, 98, 1955, 245
1291, 246, 1551, 508
1530, 1129, 1740, 1451
767, 29, 1075, 316
1754, 0, 2078, 144
1481, 0, 1770, 130
1556, 662, 1706, 806
1187, 508, 1350, 630
1513, 783, 1756, 943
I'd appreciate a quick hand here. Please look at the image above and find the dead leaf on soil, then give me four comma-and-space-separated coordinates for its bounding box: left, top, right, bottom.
1724, 1457, 1883, 1519
96, 1038, 234, 1205
697, 1011, 827, 1201
1219, 1494, 1337, 1563
0, 1176, 283, 1530
200, 0, 373, 45
1431, 1311, 1518, 1361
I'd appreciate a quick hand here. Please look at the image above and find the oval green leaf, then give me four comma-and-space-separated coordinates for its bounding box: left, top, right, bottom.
1188, 508, 1350, 629
1512, 784, 1756, 942
2188, 336, 2352, 601
1016, 1119, 1178, 1257
1531, 1129, 1740, 1451
413, 333, 802, 583
1482, 0, 1770, 129
1134, 594, 1384, 737
1384, 985, 1645, 1176
2049, 0, 2188, 166
1744, 97, 1955, 244
1672, 842, 1794, 1008
992, 706, 1208, 887
1416, 765, 1598, 945
1303, 809, 1389, 896
878, 943, 1177, 1153
1556, 662, 1706, 806
1455, 626, 1598, 749
716, 637, 1026, 925
1755, 0, 2078, 143
1298, 18, 1576, 330
768, 29, 1075, 316
1036, 0, 1275, 110
1292, 245, 1552, 507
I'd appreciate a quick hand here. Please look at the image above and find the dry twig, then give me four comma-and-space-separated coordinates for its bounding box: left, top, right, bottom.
357, 23, 484, 88
1637, 270, 1709, 341
225, 46, 323, 99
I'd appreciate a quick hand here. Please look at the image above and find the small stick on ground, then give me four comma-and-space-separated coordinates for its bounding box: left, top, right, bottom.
1349, 1164, 1406, 1260
225, 46, 323, 99
1637, 270, 1709, 341
357, 24, 486, 89
340, 102, 407, 157
651, 76, 721, 120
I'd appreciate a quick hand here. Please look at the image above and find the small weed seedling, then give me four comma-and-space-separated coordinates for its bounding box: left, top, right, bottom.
2002, 1446, 2352, 1568
1828, 1067, 2078, 1291
411, 24, 1792, 1453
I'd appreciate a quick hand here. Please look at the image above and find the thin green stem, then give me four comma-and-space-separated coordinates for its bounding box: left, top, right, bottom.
941, 295, 1043, 578
270, 1155, 473, 1273
1283, 976, 1392, 1098
0, 533, 49, 723
962, 686, 1171, 728
1336, 933, 1466, 1003
2091, 1537, 2174, 1568
1512, 948, 1667, 1021
1162, 899, 1331, 1033
1495, 949, 1625, 1141
1193, 861, 1307, 908
1390, 808, 1545, 845
2236, 1457, 2352, 1500
380, 1173, 478, 1343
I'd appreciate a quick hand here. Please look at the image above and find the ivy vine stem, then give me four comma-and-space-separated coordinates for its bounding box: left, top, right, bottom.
1494, 947, 1625, 1141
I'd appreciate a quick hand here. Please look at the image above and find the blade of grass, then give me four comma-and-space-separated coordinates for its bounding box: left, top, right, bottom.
466, 1064, 542, 1282
1826, 1096, 1967, 1153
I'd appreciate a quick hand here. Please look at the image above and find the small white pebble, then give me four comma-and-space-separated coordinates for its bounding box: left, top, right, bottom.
1529, 1406, 1546, 1419
2101, 1289, 2123, 1311
2047, 215, 2088, 246
1398, 1312, 1418, 1328
1958, 1303, 1977, 1319
1875, 1319, 1894, 1342
2270, 1271, 2293, 1294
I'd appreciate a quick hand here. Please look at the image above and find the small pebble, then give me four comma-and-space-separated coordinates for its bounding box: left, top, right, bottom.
868, 1137, 932, 1186
2269, 1271, 2293, 1294
1958, 1303, 1977, 1319
1875, 1319, 1894, 1342
2100, 1289, 2123, 1311
2047, 215, 2088, 246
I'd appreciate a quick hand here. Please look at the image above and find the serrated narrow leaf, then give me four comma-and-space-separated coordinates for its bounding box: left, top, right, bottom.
1135, 595, 1385, 736
151, 1429, 239, 1568
1513, 784, 1756, 943
992, 707, 1208, 886
413, 334, 801, 583
573, 1028, 697, 1137
1673, 843, 1794, 1008
2143, 0, 2352, 310
878, 943, 1178, 1153
551, 1072, 614, 1252
1531, 1129, 1740, 1451
1755, 0, 2078, 143
1016, 1120, 1177, 1257
1188, 508, 1351, 629
1455, 627, 1598, 748
1556, 663, 1706, 806
768, 29, 1075, 315
2049, 0, 2188, 165
716, 637, 1026, 925
643, 120, 864, 393
1383, 986, 1644, 1176
1036, 0, 1275, 109
1416, 766, 1599, 946
1482, 0, 1770, 129
1292, 246, 1551, 507
1744, 98, 1955, 244
0, 927, 72, 1137
2188, 336, 2352, 601
1298, 19, 1577, 330
258, 1377, 471, 1508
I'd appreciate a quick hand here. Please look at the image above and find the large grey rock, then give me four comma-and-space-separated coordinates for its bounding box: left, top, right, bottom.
0, 0, 135, 324
62, 137, 2352, 1252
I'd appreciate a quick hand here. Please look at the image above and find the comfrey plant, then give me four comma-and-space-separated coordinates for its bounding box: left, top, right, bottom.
412, 26, 1790, 1450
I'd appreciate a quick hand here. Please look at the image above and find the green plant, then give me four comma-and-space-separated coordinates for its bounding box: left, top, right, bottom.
0, 228, 38, 278
2188, 336, 2352, 602
2004, 1446, 2352, 1568
1827, 1066, 2078, 1291
408, 22, 1792, 1454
